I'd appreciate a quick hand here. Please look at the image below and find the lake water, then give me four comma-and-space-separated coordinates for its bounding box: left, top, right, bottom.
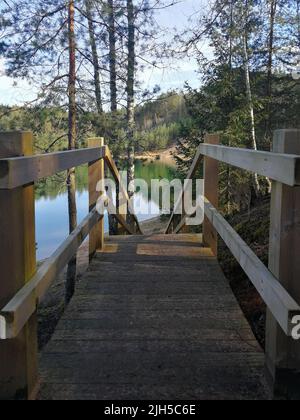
35, 160, 177, 261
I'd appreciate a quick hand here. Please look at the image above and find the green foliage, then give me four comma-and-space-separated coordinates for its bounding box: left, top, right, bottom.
136, 92, 186, 130
135, 122, 181, 151
0, 91, 187, 155
175, 0, 300, 215
0, 106, 94, 153
133, 92, 188, 152
176, 66, 300, 214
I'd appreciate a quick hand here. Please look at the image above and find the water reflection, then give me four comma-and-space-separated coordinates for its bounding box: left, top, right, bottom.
35, 160, 177, 260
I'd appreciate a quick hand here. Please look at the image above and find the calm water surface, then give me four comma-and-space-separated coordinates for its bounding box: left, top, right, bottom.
35, 160, 176, 260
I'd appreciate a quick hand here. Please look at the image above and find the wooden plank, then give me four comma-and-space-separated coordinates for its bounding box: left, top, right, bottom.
173, 215, 189, 234
104, 147, 136, 221
88, 138, 104, 259
104, 147, 128, 234
107, 200, 135, 235
265, 129, 300, 399
104, 146, 143, 234
203, 134, 219, 256
104, 146, 121, 184
0, 144, 106, 189
146, 234, 202, 243
165, 148, 203, 233
44, 336, 260, 354
39, 234, 267, 400
166, 130, 300, 235
0, 209, 102, 341
172, 213, 202, 235
204, 198, 300, 336
199, 142, 300, 187
0, 132, 38, 400
137, 244, 214, 258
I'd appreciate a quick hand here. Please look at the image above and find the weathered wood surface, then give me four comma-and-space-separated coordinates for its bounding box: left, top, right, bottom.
165, 132, 300, 234
266, 129, 300, 399
0, 209, 102, 340
0, 145, 106, 189
0, 132, 38, 400
88, 138, 105, 259
203, 134, 219, 256
165, 149, 203, 234
39, 234, 268, 400
204, 199, 300, 336
104, 147, 142, 234
199, 142, 300, 187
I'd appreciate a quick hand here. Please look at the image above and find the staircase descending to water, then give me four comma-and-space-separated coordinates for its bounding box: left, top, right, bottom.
39, 234, 268, 400
1, 130, 300, 400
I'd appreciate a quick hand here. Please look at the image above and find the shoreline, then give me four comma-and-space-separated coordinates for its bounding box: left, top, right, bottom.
135, 145, 176, 166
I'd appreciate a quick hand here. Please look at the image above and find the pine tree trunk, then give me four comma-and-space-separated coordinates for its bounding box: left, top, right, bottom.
108, 0, 119, 234
66, 0, 78, 304
108, 0, 117, 113
85, 0, 103, 116
243, 28, 260, 197
126, 0, 135, 228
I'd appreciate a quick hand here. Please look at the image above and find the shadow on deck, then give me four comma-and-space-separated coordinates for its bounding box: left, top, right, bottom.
38, 234, 269, 400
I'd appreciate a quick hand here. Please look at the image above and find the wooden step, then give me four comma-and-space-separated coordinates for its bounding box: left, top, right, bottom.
39, 234, 269, 400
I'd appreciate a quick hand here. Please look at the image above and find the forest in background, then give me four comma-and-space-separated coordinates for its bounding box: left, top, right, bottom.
174, 0, 300, 215
0, 91, 186, 154
1, 0, 299, 215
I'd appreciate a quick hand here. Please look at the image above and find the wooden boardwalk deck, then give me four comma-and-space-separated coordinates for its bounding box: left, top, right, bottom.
39, 234, 269, 400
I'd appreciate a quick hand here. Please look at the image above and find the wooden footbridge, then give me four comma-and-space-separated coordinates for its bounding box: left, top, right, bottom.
0, 130, 300, 400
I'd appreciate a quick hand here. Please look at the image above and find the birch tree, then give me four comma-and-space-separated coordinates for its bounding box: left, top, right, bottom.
242, 0, 260, 196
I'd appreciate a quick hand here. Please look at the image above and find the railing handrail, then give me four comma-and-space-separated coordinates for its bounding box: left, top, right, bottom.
0, 208, 102, 340
165, 147, 203, 234
199, 142, 300, 186
166, 133, 300, 234
204, 198, 300, 336
104, 146, 143, 234
0, 137, 142, 341
165, 131, 300, 337
0, 142, 142, 234
0, 146, 106, 189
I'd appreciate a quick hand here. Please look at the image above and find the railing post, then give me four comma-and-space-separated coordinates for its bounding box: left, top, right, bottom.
0, 132, 38, 400
203, 133, 219, 256
88, 138, 104, 259
266, 129, 300, 399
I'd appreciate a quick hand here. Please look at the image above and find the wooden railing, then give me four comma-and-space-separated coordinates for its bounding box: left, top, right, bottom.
0, 131, 142, 400
166, 130, 300, 398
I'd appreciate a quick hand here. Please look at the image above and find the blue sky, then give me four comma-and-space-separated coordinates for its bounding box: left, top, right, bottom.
143, 0, 208, 91
0, 0, 209, 106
